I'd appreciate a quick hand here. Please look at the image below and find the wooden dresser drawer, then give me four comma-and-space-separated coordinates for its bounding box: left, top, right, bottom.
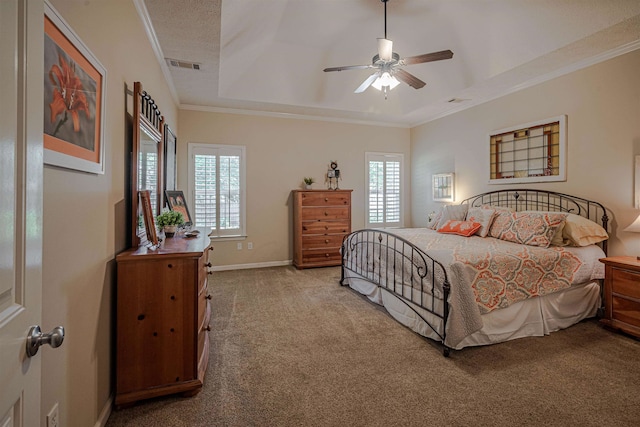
301, 192, 350, 206
612, 268, 640, 299
612, 296, 640, 328
302, 248, 342, 264
302, 220, 350, 235
302, 234, 346, 248
301, 206, 349, 220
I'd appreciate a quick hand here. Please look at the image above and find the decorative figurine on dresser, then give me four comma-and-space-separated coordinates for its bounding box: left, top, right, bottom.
115, 82, 213, 407
292, 188, 352, 268
326, 160, 341, 190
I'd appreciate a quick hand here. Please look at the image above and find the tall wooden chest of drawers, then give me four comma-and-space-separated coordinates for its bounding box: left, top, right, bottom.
293, 189, 352, 269
115, 235, 213, 406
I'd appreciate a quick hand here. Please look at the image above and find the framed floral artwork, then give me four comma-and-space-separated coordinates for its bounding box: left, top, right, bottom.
44, 1, 106, 174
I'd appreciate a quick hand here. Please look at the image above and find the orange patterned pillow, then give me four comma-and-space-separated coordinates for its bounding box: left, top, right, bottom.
488, 212, 567, 247
437, 220, 482, 237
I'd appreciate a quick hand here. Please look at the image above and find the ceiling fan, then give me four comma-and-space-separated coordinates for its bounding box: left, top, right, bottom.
323, 0, 453, 98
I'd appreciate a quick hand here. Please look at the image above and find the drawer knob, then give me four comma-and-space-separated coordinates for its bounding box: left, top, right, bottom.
325, 239, 329, 243
325, 226, 329, 230
205, 325, 211, 332
208, 271, 213, 275
205, 262, 212, 268
208, 247, 214, 251
206, 294, 212, 300
325, 253, 329, 257
324, 198, 328, 202
324, 212, 328, 216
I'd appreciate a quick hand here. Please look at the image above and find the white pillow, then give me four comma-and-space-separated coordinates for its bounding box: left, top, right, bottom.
466, 207, 496, 237
562, 213, 608, 246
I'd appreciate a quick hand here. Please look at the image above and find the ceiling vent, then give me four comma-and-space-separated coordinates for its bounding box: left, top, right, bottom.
166, 58, 200, 70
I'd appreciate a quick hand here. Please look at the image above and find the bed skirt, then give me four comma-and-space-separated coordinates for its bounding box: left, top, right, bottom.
342, 270, 600, 350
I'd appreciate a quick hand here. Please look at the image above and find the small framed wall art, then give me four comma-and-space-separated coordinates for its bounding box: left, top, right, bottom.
44, 1, 106, 174
432, 173, 454, 202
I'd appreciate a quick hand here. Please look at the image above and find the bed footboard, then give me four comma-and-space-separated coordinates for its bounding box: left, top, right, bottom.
340, 229, 451, 356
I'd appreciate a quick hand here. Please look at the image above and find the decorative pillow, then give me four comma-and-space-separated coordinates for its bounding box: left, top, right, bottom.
433, 204, 469, 229
520, 211, 567, 246
465, 207, 496, 237
562, 213, 609, 246
488, 212, 568, 247
437, 220, 482, 237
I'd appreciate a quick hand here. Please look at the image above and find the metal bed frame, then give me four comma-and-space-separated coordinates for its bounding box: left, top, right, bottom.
340, 189, 609, 357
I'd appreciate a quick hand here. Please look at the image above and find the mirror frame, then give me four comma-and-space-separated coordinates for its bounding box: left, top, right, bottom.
131, 81, 164, 247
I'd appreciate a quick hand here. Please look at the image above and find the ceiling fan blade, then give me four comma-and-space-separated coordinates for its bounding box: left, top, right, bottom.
377, 38, 393, 61
394, 69, 426, 89
401, 49, 454, 66
354, 73, 379, 93
324, 64, 373, 72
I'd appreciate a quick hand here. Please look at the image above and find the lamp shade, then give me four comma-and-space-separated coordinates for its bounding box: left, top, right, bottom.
623, 214, 640, 232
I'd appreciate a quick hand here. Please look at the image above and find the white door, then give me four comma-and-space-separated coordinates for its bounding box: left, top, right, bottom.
0, 0, 44, 426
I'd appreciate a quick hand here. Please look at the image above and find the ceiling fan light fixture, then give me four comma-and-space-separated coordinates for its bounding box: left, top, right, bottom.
372, 72, 400, 91
377, 38, 393, 61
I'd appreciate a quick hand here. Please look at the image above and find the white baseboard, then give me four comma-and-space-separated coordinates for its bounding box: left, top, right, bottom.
95, 395, 113, 427
210, 260, 292, 272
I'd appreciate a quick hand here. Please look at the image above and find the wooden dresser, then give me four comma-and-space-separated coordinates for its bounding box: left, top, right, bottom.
115, 234, 213, 406
599, 256, 640, 339
293, 189, 352, 269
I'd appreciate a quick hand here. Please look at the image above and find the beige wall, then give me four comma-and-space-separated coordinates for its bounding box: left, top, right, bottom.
42, 1, 177, 426
411, 49, 640, 257
178, 111, 411, 267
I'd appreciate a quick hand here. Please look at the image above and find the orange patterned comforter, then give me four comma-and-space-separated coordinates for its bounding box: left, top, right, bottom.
389, 228, 605, 314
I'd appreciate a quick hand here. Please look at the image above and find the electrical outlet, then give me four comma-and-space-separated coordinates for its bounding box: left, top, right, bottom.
237, 242, 242, 250
247, 242, 253, 250
47, 403, 59, 427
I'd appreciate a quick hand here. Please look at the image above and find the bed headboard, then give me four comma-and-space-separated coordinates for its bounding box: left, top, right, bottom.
460, 189, 609, 254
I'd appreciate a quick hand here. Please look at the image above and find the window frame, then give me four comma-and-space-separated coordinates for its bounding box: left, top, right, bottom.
187, 142, 247, 239
365, 152, 404, 229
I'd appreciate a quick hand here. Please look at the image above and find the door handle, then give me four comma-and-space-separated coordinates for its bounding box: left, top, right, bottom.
26, 325, 65, 357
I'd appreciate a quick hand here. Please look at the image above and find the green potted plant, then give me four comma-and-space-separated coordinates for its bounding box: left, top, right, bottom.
156, 210, 185, 237
303, 177, 315, 189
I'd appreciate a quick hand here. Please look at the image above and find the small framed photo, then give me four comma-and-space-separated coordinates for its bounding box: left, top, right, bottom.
165, 190, 193, 226
139, 190, 158, 247
44, 1, 106, 174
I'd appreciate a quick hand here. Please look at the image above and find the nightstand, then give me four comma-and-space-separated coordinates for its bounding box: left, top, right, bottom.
599, 256, 640, 339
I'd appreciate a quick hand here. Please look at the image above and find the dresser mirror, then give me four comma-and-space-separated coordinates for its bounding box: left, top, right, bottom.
131, 81, 164, 247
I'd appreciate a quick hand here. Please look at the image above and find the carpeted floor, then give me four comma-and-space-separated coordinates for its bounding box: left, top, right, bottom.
106, 266, 640, 426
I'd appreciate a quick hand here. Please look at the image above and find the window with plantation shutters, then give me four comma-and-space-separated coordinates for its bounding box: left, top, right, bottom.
366, 152, 403, 228
188, 143, 246, 237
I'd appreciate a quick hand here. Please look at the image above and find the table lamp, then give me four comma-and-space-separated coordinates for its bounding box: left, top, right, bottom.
623, 214, 640, 260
